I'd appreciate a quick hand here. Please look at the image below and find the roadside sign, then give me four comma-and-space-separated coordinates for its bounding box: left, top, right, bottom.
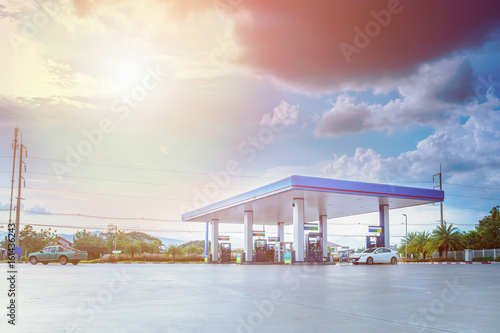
304, 225, 319, 231
253, 232, 265, 237
268, 237, 279, 242
368, 226, 383, 233
218, 236, 230, 241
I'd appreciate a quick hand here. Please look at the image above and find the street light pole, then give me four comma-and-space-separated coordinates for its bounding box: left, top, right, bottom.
114, 224, 118, 252
402, 214, 408, 259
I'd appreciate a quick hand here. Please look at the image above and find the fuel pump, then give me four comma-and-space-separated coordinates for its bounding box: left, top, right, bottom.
366, 236, 383, 249
306, 233, 323, 262
266, 243, 275, 262
220, 243, 231, 263
254, 238, 267, 262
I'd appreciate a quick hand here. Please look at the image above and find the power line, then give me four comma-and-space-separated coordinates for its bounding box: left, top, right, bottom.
444, 182, 500, 191
24, 186, 194, 202
447, 194, 500, 201
0, 209, 181, 222
24, 171, 249, 191
25, 156, 279, 180
0, 221, 200, 233
445, 205, 487, 211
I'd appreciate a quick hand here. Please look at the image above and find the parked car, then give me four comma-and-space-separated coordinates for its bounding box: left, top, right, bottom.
28, 246, 87, 265
351, 247, 399, 265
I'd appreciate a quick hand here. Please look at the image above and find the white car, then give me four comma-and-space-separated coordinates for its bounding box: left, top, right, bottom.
351, 247, 399, 265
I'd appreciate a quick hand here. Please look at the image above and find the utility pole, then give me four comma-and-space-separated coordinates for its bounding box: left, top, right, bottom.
433, 164, 444, 226
8, 128, 19, 230
15, 134, 26, 249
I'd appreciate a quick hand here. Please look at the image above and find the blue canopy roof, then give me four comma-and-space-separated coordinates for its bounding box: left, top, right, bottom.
182, 175, 444, 224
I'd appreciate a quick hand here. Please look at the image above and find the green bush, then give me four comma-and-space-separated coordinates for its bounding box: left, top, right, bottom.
81, 259, 100, 264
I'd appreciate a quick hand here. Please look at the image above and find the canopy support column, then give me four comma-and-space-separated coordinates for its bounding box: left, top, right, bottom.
319, 215, 328, 257
293, 198, 304, 262
277, 222, 284, 241
379, 204, 390, 248
211, 219, 219, 262
244, 211, 253, 262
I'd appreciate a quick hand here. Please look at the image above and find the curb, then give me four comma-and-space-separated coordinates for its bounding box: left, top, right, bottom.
0, 262, 203, 265
94, 262, 203, 264
399, 261, 496, 265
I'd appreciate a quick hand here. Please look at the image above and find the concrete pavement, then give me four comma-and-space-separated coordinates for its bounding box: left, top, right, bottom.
1, 263, 498, 332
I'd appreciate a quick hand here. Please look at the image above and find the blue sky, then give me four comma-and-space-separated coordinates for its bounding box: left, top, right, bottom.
1, 0, 500, 249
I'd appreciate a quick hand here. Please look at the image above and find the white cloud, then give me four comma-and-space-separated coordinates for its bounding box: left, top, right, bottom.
260, 100, 299, 127
320, 147, 385, 182
267, 92, 500, 188
314, 95, 381, 137
315, 57, 474, 138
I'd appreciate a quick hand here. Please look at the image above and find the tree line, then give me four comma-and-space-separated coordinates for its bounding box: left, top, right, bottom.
1, 224, 206, 259
399, 206, 500, 259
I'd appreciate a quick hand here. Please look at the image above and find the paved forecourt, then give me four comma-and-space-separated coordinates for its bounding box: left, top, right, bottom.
0, 263, 498, 333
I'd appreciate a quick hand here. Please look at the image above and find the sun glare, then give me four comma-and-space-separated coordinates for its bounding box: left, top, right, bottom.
112, 61, 143, 85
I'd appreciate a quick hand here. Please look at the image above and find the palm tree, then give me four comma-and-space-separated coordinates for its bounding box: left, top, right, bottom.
426, 223, 464, 258
399, 231, 418, 258
166, 244, 183, 262
413, 231, 431, 259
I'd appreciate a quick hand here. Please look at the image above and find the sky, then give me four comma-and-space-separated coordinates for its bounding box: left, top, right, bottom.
1, 0, 500, 249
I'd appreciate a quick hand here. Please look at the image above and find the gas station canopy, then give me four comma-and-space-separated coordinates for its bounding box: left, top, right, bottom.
181, 175, 444, 225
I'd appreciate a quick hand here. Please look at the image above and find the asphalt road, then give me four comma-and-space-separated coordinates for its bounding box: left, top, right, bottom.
1, 263, 499, 333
